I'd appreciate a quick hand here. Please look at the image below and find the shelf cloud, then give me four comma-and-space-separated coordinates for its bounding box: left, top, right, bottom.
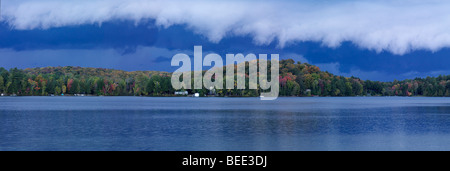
3, 0, 450, 55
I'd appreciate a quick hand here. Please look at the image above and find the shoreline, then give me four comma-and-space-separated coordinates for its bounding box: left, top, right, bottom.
0, 95, 448, 98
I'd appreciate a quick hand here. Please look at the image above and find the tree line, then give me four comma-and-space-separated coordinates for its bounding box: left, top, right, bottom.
276, 59, 450, 97
0, 66, 174, 96
0, 60, 449, 97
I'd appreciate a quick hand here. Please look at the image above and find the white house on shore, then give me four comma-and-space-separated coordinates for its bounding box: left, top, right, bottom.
175, 91, 188, 95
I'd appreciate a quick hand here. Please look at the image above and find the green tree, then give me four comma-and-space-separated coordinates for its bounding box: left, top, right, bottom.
46, 77, 56, 95
146, 79, 155, 95
55, 86, 61, 96
154, 81, 161, 95
286, 80, 300, 96
8, 68, 24, 95
333, 88, 341, 96
0, 76, 4, 93
62, 85, 67, 95
352, 81, 363, 96
345, 82, 353, 96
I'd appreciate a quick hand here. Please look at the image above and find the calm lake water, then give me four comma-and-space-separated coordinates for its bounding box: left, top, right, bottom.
0, 96, 449, 151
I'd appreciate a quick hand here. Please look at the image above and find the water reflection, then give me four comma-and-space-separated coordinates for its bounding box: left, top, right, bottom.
0, 97, 449, 150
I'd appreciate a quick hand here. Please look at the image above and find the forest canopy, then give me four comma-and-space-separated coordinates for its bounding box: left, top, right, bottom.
0, 59, 449, 97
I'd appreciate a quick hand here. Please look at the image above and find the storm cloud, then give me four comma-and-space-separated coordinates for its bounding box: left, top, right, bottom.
2, 0, 450, 55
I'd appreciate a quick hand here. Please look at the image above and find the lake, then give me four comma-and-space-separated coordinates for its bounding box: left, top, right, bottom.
0, 96, 449, 151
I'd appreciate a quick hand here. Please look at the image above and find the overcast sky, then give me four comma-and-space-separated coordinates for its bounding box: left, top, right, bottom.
1, 0, 450, 81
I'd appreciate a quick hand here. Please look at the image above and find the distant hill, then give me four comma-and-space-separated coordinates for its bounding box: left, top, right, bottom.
0, 60, 449, 97
277, 59, 450, 97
